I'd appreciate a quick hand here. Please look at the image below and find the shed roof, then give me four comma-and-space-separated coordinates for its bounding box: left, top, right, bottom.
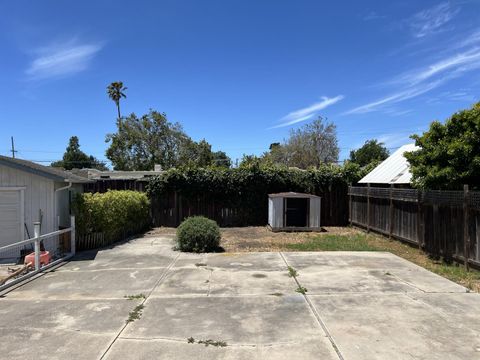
268, 192, 320, 199
0, 155, 93, 183
358, 143, 419, 185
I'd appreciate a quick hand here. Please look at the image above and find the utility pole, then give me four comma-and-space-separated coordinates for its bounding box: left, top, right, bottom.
10, 136, 18, 158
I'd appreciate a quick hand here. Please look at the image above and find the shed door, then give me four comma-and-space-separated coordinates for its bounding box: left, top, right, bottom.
0, 190, 23, 247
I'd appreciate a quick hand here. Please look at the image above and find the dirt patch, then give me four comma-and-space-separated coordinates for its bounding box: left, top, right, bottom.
219, 226, 356, 252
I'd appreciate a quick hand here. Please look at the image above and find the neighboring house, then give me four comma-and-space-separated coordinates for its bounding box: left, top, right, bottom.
71, 167, 163, 193
0, 156, 91, 249
358, 143, 419, 187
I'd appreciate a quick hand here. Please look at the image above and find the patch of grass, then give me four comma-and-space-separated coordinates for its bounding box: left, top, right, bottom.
285, 234, 380, 251
124, 294, 146, 300
283, 230, 480, 292
126, 304, 144, 323
287, 266, 298, 277
187, 337, 227, 347
195, 263, 207, 267
295, 286, 308, 295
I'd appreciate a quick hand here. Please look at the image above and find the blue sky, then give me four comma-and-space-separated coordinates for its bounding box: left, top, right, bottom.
1, 0, 480, 167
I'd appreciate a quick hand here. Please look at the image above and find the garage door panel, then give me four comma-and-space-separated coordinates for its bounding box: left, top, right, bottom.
0, 190, 22, 248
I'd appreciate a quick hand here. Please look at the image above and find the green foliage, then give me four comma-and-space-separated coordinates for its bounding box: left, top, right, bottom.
147, 164, 364, 225
287, 266, 298, 277
349, 139, 389, 167
257, 117, 339, 169
405, 102, 480, 189
105, 110, 231, 170
176, 216, 221, 252
51, 136, 108, 170
72, 190, 150, 242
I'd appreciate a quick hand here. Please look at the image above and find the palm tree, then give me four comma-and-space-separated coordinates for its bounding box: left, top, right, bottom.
107, 81, 127, 119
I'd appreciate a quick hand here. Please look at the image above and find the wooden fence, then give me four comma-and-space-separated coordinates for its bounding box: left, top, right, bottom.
349, 185, 480, 269
151, 185, 349, 227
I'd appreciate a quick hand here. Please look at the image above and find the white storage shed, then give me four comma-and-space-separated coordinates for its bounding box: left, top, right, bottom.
268, 192, 321, 232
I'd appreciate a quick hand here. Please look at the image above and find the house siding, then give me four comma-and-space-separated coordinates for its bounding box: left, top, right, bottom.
0, 164, 56, 238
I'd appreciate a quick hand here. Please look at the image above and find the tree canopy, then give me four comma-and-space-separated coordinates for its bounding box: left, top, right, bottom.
105, 110, 231, 170
349, 139, 389, 167
51, 136, 108, 170
107, 81, 127, 119
245, 117, 339, 169
405, 102, 480, 190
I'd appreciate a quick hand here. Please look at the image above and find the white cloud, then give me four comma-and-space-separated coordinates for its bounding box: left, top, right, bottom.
25, 40, 103, 80
345, 45, 480, 115
362, 11, 386, 21
409, 2, 459, 38
271, 95, 344, 128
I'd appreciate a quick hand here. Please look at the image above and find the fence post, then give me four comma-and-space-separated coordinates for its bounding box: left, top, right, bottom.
417, 190, 424, 247
389, 185, 394, 239
463, 185, 470, 271
367, 184, 371, 233
33, 222, 41, 271
70, 215, 76, 256
348, 185, 352, 226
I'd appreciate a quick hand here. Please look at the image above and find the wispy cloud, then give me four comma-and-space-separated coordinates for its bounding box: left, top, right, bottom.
345, 44, 480, 115
25, 40, 103, 80
271, 96, 344, 128
408, 2, 459, 38
362, 11, 386, 21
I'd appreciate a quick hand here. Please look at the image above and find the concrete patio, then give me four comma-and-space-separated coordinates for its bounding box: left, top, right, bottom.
1, 235, 480, 359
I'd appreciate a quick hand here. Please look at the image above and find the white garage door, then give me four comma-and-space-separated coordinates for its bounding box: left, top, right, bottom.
0, 190, 22, 248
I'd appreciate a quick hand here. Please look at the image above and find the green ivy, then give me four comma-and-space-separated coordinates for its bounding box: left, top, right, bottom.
72, 190, 150, 241
147, 163, 365, 225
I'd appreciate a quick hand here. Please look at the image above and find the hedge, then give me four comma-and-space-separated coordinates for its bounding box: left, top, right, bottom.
73, 190, 150, 242
147, 163, 366, 226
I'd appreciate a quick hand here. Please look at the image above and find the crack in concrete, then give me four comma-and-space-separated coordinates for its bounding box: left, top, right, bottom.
98, 253, 180, 360
117, 335, 317, 348
279, 252, 345, 360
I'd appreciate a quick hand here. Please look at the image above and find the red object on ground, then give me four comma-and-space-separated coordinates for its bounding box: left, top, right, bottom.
24, 251, 51, 267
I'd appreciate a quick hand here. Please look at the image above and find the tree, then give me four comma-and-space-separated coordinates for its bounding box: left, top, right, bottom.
106, 110, 188, 170
51, 136, 108, 170
107, 81, 127, 119
349, 139, 389, 167
212, 151, 231, 168
405, 102, 480, 190
263, 117, 339, 168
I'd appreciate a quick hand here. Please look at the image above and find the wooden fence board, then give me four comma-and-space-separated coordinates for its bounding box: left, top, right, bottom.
349, 186, 480, 268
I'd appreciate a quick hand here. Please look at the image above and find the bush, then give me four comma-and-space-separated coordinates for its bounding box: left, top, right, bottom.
73, 190, 150, 242
176, 216, 221, 252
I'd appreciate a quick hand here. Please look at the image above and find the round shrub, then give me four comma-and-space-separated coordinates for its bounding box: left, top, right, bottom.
176, 216, 221, 252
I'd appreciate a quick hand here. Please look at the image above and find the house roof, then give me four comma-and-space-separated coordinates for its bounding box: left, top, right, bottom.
269, 192, 320, 199
358, 143, 419, 185
0, 155, 93, 183
70, 168, 163, 180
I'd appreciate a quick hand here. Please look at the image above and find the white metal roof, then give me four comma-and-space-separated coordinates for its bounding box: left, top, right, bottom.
358, 143, 419, 185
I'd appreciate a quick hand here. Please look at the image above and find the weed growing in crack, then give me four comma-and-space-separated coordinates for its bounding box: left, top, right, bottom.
385, 272, 392, 276
126, 304, 144, 323
287, 266, 298, 278
295, 286, 308, 295
269, 292, 283, 297
124, 294, 146, 300
187, 337, 227, 347
195, 263, 207, 267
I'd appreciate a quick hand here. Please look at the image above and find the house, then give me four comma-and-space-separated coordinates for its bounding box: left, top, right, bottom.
71, 167, 163, 193
0, 155, 92, 249
358, 143, 419, 187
